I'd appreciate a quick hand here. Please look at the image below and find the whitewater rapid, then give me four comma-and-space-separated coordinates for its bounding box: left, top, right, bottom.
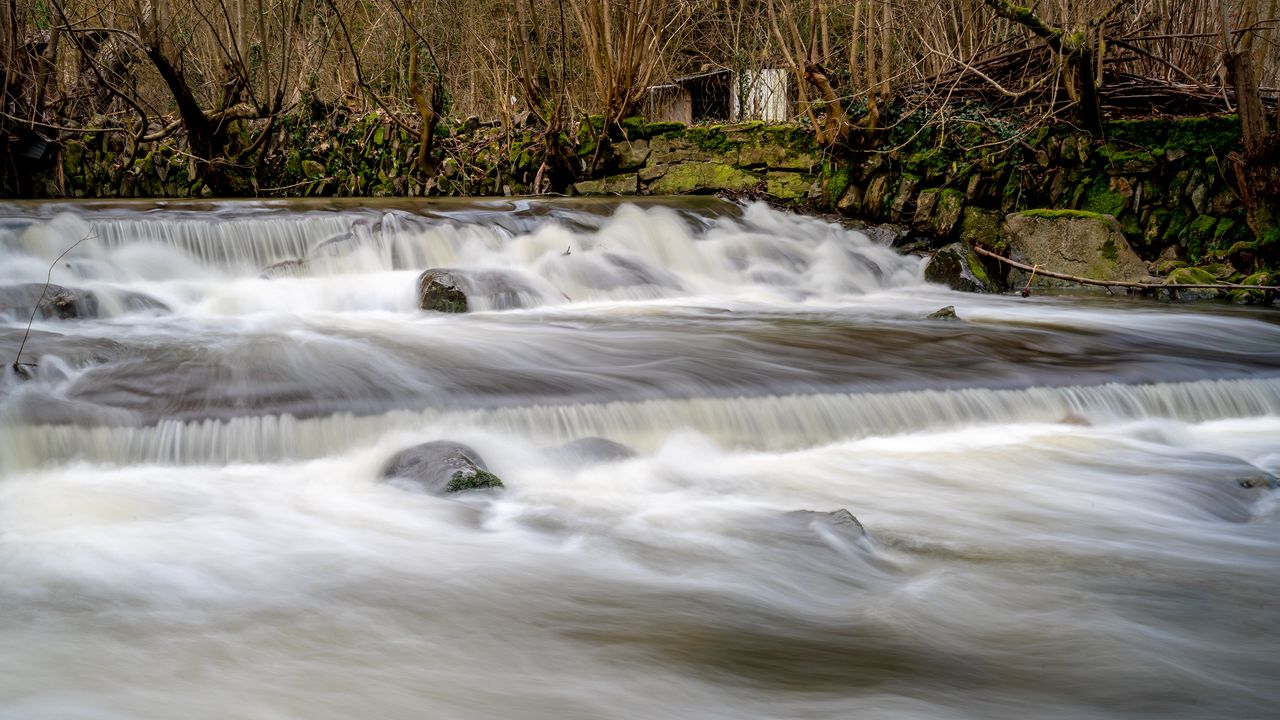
0, 198, 1277, 720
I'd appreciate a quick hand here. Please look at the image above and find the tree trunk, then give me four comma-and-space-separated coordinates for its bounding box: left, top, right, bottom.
1062, 38, 1102, 134
1224, 49, 1280, 260
980, 0, 1103, 134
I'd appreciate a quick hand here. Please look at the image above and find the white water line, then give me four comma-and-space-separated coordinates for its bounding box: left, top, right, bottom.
3, 376, 1277, 471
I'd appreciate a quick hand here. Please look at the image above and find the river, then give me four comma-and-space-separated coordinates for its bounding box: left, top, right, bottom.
1, 198, 1277, 719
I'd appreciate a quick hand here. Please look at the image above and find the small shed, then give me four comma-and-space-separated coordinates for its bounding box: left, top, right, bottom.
647, 68, 791, 124
645, 69, 732, 124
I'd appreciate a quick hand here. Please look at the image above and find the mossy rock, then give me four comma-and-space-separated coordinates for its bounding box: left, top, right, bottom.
1080, 178, 1126, 217
1101, 148, 1157, 175
891, 174, 922, 219
646, 162, 760, 195
959, 207, 1007, 250
638, 121, 686, 138
821, 162, 851, 206
863, 175, 890, 217
447, 468, 503, 492
61, 140, 86, 177
1105, 116, 1241, 156
685, 126, 737, 154
1184, 214, 1219, 261
575, 173, 639, 196
382, 441, 505, 495
905, 148, 950, 179
764, 172, 813, 202
924, 242, 999, 293
418, 269, 470, 312
1165, 266, 1217, 285
1019, 208, 1111, 221
301, 159, 326, 178
1004, 211, 1147, 286
932, 189, 965, 238
1242, 271, 1274, 287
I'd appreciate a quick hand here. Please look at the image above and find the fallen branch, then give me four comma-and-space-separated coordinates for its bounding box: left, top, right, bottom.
970, 246, 1280, 291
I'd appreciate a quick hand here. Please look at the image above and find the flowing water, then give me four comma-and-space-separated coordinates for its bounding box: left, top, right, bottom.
1, 198, 1277, 719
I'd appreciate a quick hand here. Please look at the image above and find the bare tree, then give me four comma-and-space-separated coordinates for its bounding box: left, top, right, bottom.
1220, 0, 1279, 262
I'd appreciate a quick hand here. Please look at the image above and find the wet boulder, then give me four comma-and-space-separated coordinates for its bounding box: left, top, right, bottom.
0, 283, 99, 320
548, 437, 637, 467
418, 269, 470, 312
925, 305, 959, 320
418, 268, 555, 312
924, 243, 999, 293
382, 441, 505, 494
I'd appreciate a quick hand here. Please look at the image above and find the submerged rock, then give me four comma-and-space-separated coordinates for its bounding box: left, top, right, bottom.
260, 258, 309, 278
382, 441, 505, 494
549, 437, 637, 466
782, 509, 868, 543
0, 283, 99, 320
924, 243, 999, 292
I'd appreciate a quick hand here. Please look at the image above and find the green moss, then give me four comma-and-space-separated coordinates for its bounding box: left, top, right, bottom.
959, 207, 1005, 249
761, 124, 817, 151
1018, 208, 1110, 220
822, 161, 850, 204
905, 148, 949, 175
638, 121, 686, 138
934, 188, 965, 235
1185, 214, 1218, 261
1119, 213, 1142, 241
765, 172, 813, 202
648, 162, 760, 195
965, 250, 992, 287
1165, 266, 1216, 285
1100, 237, 1119, 262
1080, 179, 1125, 216
620, 116, 646, 138
1000, 171, 1022, 209
685, 125, 737, 154
1212, 217, 1239, 246
446, 469, 504, 492
1259, 227, 1280, 249
1105, 115, 1241, 155
1098, 146, 1156, 174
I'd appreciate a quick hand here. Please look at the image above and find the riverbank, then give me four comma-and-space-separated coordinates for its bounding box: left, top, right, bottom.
5, 110, 1273, 301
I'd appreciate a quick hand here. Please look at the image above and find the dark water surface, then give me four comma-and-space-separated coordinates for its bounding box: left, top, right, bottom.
1, 199, 1277, 719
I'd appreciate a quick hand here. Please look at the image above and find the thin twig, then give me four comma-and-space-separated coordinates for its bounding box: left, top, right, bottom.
10, 231, 96, 377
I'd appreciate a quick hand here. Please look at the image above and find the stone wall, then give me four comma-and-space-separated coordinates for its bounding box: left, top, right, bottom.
826, 116, 1248, 266
14, 111, 1251, 267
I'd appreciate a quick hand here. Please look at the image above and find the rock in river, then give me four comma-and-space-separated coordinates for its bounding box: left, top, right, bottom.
923, 243, 999, 293
548, 437, 638, 467
0, 283, 99, 320
382, 441, 505, 494
417, 267, 558, 312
